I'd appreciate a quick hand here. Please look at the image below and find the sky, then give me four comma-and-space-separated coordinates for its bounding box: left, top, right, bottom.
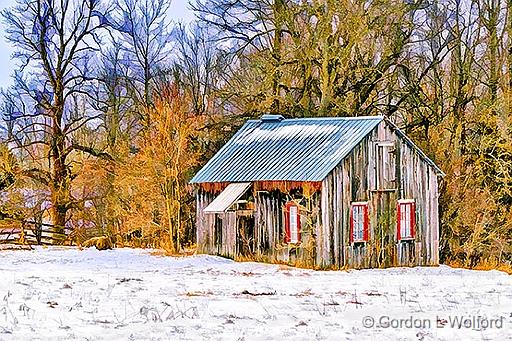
0, 0, 195, 89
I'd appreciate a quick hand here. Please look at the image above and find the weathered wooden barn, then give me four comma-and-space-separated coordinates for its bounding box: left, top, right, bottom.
190, 115, 444, 269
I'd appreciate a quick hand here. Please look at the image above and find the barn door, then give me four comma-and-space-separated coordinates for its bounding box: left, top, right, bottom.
373, 141, 398, 267
376, 142, 396, 190
237, 214, 255, 257
372, 190, 398, 267
214, 214, 223, 254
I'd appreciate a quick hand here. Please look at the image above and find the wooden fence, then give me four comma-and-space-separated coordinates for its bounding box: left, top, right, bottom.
0, 220, 73, 245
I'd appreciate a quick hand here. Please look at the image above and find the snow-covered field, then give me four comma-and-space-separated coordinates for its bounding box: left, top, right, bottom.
0, 247, 510, 340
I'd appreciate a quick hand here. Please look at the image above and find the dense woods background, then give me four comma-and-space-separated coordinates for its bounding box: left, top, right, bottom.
0, 0, 511, 267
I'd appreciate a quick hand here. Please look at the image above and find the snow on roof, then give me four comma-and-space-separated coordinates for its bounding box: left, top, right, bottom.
190, 116, 383, 183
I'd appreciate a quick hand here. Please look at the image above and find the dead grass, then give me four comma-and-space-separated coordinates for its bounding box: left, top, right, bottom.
290, 288, 314, 297
234, 254, 348, 271
234, 254, 512, 274
277, 264, 294, 271
239, 289, 276, 296
82, 236, 113, 250
149, 246, 197, 257
446, 260, 512, 275
67, 242, 512, 276
183, 290, 213, 297
475, 264, 512, 275
0, 244, 33, 251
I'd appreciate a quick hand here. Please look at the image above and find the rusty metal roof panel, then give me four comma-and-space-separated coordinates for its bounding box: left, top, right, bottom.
190, 116, 384, 183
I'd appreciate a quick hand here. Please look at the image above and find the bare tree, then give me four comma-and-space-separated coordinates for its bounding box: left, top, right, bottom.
172, 23, 225, 116
111, 0, 173, 119
192, 0, 287, 113
1, 0, 112, 236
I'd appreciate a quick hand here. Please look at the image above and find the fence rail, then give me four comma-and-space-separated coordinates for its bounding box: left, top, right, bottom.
0, 220, 73, 245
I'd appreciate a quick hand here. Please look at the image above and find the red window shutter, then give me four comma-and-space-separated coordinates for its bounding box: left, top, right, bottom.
363, 204, 369, 241
284, 202, 291, 243
410, 202, 416, 238
349, 205, 354, 243
397, 202, 402, 241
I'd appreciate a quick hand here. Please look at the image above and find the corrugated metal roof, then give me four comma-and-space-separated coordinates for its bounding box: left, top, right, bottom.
191, 116, 384, 183
204, 182, 251, 213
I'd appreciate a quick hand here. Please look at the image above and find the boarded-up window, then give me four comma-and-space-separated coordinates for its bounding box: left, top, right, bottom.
350, 202, 369, 242
285, 202, 301, 243
397, 200, 416, 240
376, 142, 396, 189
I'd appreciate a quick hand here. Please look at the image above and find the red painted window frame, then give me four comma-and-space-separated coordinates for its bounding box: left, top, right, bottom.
397, 200, 416, 240
350, 202, 369, 243
284, 201, 301, 243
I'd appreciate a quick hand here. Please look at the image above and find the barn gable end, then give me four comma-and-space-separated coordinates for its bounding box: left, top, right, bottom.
318, 121, 440, 269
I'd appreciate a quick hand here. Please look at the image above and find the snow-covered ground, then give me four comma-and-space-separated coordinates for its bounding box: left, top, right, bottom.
0, 247, 510, 340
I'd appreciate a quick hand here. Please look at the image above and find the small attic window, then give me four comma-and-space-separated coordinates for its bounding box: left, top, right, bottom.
260, 114, 285, 122
376, 142, 396, 190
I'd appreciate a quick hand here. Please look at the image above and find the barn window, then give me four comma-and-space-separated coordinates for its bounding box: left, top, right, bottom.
285, 201, 301, 243
376, 142, 396, 190
397, 200, 416, 240
350, 202, 369, 243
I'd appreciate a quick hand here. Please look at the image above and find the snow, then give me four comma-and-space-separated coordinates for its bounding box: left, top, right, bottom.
0, 247, 510, 340
237, 124, 340, 144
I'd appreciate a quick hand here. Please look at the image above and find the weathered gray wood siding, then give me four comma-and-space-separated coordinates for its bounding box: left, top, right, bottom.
196, 190, 237, 258
254, 192, 281, 258
196, 190, 215, 254
197, 188, 321, 265
254, 191, 320, 266
396, 131, 440, 266
318, 121, 440, 268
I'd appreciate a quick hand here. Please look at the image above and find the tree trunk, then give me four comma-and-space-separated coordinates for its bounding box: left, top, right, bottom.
165, 195, 175, 253
487, 0, 499, 120
49, 100, 70, 244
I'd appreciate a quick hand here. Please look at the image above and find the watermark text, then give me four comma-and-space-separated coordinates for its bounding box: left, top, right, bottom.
362, 315, 506, 330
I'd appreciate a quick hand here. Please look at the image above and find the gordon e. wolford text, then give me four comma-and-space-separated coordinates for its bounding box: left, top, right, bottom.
362, 315, 505, 329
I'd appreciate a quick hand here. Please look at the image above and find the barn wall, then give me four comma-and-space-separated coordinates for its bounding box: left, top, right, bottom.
319, 134, 373, 269
255, 190, 320, 267
397, 134, 440, 266
254, 192, 281, 258
196, 190, 237, 258
318, 121, 440, 268
196, 188, 321, 266
196, 190, 215, 254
